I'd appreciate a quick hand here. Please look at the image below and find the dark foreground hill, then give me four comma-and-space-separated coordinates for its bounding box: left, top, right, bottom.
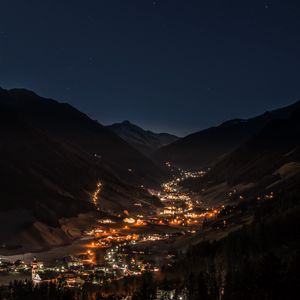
154, 100, 300, 169
107, 120, 178, 155
0, 88, 164, 252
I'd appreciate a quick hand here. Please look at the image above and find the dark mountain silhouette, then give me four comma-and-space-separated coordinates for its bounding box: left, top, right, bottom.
0, 88, 164, 251
181, 108, 300, 205
1, 88, 165, 185
107, 120, 178, 155
153, 100, 300, 169
208, 109, 300, 187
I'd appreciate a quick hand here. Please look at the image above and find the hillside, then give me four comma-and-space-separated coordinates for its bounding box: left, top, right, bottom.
1, 88, 165, 185
107, 120, 178, 155
153, 100, 300, 169
0, 88, 165, 252
181, 109, 300, 206
208, 109, 300, 186
161, 111, 300, 299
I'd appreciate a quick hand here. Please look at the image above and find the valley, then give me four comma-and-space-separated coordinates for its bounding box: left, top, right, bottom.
0, 88, 299, 299
0, 168, 214, 283
0, 163, 263, 297
1, 1, 300, 298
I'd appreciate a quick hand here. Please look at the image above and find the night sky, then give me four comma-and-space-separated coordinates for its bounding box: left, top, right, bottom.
1, 0, 300, 136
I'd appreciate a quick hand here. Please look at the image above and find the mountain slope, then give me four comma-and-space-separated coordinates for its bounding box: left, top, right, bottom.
0, 104, 95, 216
1, 88, 165, 186
107, 120, 178, 155
153, 100, 300, 169
181, 109, 300, 205
208, 109, 300, 186
0, 88, 164, 252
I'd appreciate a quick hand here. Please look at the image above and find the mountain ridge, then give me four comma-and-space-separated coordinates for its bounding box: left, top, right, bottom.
153, 100, 300, 169
180, 107, 300, 207
0, 88, 165, 252
107, 120, 179, 155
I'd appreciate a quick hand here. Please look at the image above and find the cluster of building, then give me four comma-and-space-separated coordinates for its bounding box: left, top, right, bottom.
0, 168, 225, 294
0, 259, 30, 273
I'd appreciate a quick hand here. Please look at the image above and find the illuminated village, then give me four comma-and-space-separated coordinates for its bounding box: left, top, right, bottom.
0, 164, 277, 299
0, 167, 221, 286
